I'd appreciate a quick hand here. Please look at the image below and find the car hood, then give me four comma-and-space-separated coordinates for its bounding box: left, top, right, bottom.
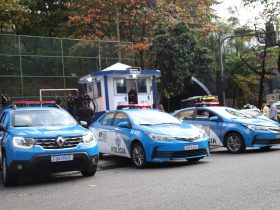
142, 123, 204, 138
231, 118, 279, 127
9, 125, 89, 138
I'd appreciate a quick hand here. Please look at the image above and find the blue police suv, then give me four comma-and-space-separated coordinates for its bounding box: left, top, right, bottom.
0, 105, 98, 186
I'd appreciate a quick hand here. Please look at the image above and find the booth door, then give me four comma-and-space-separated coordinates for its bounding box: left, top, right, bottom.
127, 79, 138, 104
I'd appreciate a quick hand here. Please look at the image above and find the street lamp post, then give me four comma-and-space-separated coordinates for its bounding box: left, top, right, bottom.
219, 33, 266, 106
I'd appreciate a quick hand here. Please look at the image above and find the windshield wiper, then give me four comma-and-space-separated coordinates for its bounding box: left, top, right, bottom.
139, 123, 153, 126
14, 125, 32, 127
154, 123, 177, 125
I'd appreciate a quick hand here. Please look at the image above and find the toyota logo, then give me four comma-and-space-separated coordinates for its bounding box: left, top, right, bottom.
56, 136, 65, 148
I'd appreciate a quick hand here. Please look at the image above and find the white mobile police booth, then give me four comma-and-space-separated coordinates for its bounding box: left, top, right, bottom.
79, 63, 161, 114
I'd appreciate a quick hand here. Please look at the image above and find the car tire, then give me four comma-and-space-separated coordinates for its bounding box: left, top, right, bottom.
259, 146, 272, 151
131, 142, 147, 169
81, 165, 97, 177
225, 132, 246, 153
2, 154, 17, 186
187, 158, 202, 163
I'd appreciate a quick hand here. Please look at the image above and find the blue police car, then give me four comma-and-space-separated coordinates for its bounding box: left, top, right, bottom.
0, 106, 98, 186
89, 109, 210, 168
173, 106, 280, 153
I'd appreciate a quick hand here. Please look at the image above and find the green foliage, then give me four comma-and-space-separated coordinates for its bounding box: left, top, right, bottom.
150, 22, 214, 98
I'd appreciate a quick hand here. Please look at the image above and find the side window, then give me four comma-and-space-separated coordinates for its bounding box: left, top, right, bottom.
100, 113, 115, 126
2, 112, 10, 127
195, 110, 210, 120
113, 112, 130, 126
0, 112, 7, 123
195, 110, 217, 120
175, 110, 195, 120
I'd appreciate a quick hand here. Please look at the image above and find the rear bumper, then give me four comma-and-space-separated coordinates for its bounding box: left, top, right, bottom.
8, 152, 98, 175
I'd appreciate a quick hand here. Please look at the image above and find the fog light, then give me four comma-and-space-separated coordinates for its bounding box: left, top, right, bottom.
17, 164, 23, 170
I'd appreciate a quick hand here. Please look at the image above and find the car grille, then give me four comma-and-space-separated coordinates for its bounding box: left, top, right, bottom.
152, 149, 208, 158
35, 136, 83, 149
174, 135, 201, 142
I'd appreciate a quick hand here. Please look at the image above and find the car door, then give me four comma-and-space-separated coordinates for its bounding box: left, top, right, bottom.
175, 108, 223, 146
193, 108, 223, 146
111, 112, 132, 158
93, 112, 116, 154
0, 111, 9, 160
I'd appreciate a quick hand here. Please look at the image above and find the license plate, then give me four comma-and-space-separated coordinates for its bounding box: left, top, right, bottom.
277, 134, 280, 139
51, 154, 73, 162
184, 144, 199, 150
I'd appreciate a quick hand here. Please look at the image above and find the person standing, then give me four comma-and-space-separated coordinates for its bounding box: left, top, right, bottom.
268, 100, 278, 121
76, 101, 94, 127
66, 92, 75, 116
262, 102, 270, 118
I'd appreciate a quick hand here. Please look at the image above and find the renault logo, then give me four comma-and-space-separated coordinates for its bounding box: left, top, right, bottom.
56, 136, 65, 148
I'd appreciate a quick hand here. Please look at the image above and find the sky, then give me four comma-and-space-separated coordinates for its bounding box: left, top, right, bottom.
213, 0, 264, 26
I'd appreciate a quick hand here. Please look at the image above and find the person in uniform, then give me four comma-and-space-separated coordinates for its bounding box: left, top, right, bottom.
66, 92, 75, 116
128, 88, 138, 104
76, 100, 94, 127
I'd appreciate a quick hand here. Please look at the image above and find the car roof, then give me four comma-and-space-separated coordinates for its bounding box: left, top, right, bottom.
6, 106, 62, 112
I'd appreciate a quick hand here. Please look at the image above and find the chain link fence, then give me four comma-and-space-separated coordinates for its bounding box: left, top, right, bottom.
0, 34, 134, 100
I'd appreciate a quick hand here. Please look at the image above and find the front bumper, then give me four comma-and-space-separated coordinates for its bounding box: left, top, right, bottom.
146, 139, 210, 162
8, 152, 98, 175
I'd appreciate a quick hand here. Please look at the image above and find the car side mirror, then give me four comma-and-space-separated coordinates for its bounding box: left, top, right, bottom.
80, 121, 88, 128
118, 121, 131, 128
0, 123, 6, 131
209, 116, 219, 121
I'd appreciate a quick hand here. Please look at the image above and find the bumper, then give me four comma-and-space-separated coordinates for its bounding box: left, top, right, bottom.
7, 152, 98, 175
252, 137, 280, 145
147, 139, 210, 162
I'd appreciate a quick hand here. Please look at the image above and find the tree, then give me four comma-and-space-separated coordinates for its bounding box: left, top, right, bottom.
0, 0, 27, 33
150, 22, 214, 100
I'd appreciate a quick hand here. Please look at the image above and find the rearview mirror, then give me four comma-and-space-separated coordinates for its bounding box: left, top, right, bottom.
80, 121, 88, 128
209, 116, 219, 121
118, 121, 130, 128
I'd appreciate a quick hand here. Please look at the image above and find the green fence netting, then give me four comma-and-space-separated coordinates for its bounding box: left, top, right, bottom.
0, 34, 134, 100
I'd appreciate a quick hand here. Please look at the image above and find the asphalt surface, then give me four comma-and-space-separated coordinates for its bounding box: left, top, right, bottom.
1, 146, 280, 210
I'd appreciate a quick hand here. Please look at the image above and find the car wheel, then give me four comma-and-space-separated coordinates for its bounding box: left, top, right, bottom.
259, 146, 272, 151
131, 142, 147, 168
187, 158, 202, 163
225, 132, 246, 153
81, 165, 97, 177
2, 155, 17, 186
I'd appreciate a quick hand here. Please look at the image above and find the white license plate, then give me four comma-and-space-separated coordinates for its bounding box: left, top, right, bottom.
51, 154, 73, 162
184, 144, 199, 150
277, 134, 280, 139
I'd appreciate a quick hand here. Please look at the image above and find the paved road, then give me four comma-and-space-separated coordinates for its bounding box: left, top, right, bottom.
1, 147, 280, 210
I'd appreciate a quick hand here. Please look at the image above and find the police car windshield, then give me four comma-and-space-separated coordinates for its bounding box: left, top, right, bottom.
224, 108, 252, 119
129, 110, 181, 126
12, 110, 77, 127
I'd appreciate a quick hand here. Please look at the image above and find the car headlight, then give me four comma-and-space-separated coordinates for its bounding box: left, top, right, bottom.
242, 124, 280, 132
82, 133, 94, 144
145, 132, 171, 141
13, 137, 35, 148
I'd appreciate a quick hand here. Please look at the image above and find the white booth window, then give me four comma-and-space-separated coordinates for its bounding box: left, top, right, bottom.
116, 79, 127, 94
93, 81, 102, 97
137, 79, 147, 93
